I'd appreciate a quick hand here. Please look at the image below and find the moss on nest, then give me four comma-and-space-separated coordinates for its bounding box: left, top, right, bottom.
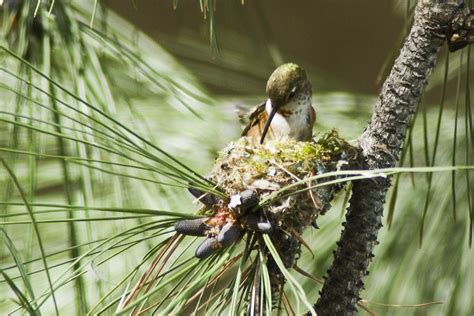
209, 129, 356, 199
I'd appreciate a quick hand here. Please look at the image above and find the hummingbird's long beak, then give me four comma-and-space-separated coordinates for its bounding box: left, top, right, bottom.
260, 106, 278, 144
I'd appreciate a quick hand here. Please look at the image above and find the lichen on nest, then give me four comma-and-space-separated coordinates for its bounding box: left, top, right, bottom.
210, 129, 356, 199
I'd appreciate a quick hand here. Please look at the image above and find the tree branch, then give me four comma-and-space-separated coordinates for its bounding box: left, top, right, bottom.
313, 1, 472, 315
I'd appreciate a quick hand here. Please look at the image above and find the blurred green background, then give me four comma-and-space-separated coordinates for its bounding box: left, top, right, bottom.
0, 0, 472, 315
110, 0, 404, 95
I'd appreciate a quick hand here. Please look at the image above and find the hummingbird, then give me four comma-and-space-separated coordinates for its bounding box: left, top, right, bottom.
175, 63, 316, 258
242, 63, 316, 144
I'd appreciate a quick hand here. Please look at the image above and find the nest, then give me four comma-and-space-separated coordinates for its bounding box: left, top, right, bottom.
210, 131, 355, 280
178, 130, 358, 297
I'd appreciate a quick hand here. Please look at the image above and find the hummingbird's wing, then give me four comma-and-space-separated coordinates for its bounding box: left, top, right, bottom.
234, 104, 252, 125
241, 101, 269, 138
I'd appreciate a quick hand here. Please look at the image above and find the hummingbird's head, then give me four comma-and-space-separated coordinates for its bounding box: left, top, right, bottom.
260, 63, 311, 144
266, 63, 309, 109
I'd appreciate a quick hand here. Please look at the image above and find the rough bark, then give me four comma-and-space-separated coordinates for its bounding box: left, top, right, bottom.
313, 1, 472, 315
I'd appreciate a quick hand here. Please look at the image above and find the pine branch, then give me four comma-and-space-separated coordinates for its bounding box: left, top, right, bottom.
314, 1, 472, 315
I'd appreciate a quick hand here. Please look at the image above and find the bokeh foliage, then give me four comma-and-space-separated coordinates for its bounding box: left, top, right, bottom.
0, 0, 472, 315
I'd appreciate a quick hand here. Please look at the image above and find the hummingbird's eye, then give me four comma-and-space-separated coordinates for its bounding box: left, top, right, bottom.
288, 87, 297, 100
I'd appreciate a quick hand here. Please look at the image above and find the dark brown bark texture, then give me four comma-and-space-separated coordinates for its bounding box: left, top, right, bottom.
313, 1, 472, 315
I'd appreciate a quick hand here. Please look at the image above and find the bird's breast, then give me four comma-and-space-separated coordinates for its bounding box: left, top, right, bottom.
270, 109, 313, 141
